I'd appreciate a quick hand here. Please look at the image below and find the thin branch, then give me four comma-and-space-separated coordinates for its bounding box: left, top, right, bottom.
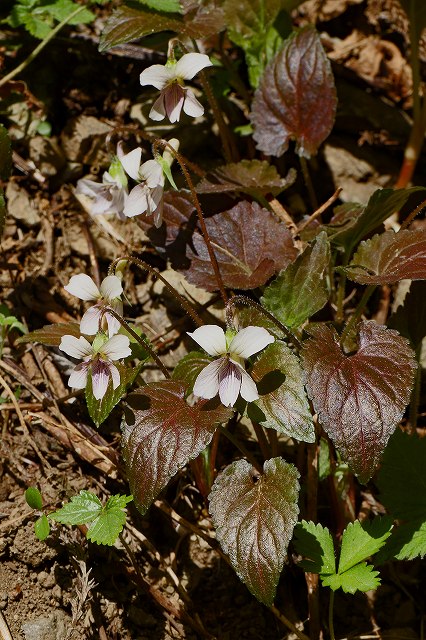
297, 188, 342, 234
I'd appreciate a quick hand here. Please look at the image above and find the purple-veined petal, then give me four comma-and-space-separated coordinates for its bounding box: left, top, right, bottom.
80, 304, 104, 335
146, 185, 164, 218
64, 274, 100, 301
99, 275, 123, 301
123, 184, 149, 218
187, 325, 227, 356
109, 362, 121, 389
164, 84, 185, 123
183, 89, 204, 118
76, 178, 103, 198
149, 93, 167, 121
68, 362, 90, 389
120, 147, 142, 181
238, 366, 259, 403
174, 53, 212, 80
218, 361, 242, 407
91, 360, 110, 400
59, 335, 93, 359
193, 358, 223, 399
140, 64, 173, 89
91, 191, 115, 216
229, 326, 275, 359
141, 159, 164, 188
102, 334, 132, 360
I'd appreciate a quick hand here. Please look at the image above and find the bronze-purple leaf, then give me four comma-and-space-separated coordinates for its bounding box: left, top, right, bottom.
250, 26, 337, 157
196, 160, 295, 196
122, 381, 232, 514
183, 201, 298, 291
302, 321, 416, 482
343, 229, 426, 284
209, 457, 300, 605
16, 322, 81, 346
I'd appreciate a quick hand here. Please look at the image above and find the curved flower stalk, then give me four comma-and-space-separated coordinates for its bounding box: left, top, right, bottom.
140, 52, 213, 123
65, 274, 123, 338
59, 333, 131, 400
187, 325, 275, 407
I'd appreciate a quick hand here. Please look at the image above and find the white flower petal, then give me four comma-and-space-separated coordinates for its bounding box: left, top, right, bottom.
64, 274, 100, 301
146, 185, 164, 218
140, 64, 173, 89
91, 360, 110, 400
102, 334, 131, 360
141, 159, 164, 188
123, 184, 148, 218
239, 367, 259, 403
218, 361, 242, 407
68, 362, 90, 389
59, 335, 93, 360
106, 300, 123, 338
149, 93, 167, 121
187, 325, 227, 356
183, 88, 204, 118
99, 275, 123, 301
174, 53, 212, 80
76, 178, 103, 198
164, 84, 185, 123
229, 326, 274, 359
80, 305, 103, 335
193, 359, 223, 399
120, 147, 142, 181
109, 362, 121, 389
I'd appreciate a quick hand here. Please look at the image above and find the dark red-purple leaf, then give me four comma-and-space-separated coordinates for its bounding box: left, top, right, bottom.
183, 201, 298, 291
342, 229, 426, 284
196, 160, 296, 196
171, 351, 213, 394
209, 457, 300, 605
302, 321, 416, 482
250, 26, 336, 157
122, 381, 232, 514
99, 5, 224, 51
17, 322, 81, 346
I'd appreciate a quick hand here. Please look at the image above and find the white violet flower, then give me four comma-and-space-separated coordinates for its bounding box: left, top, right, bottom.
65, 274, 124, 338
59, 333, 132, 400
120, 146, 165, 226
187, 325, 275, 408
76, 152, 129, 219
140, 52, 213, 123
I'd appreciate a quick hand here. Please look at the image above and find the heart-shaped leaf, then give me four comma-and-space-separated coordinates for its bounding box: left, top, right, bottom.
209, 457, 300, 605
342, 229, 426, 284
196, 160, 295, 196
122, 381, 232, 514
172, 351, 213, 393
262, 231, 330, 328
250, 26, 336, 157
250, 342, 315, 442
302, 321, 416, 482
17, 322, 81, 346
184, 200, 298, 291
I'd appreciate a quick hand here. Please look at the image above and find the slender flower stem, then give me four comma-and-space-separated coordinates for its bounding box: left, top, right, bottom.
226, 295, 302, 350
340, 285, 376, 347
329, 591, 336, 640
0, 6, 87, 88
153, 139, 228, 305
101, 307, 171, 379
108, 255, 203, 327
300, 156, 318, 211
217, 425, 263, 474
199, 69, 239, 163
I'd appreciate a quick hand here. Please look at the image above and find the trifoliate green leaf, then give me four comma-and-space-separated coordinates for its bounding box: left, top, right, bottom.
34, 514, 50, 541
49, 490, 102, 525
379, 520, 426, 561
338, 518, 393, 573
293, 521, 335, 575
322, 563, 381, 593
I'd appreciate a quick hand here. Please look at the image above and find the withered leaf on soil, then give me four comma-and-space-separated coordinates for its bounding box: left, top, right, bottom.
122, 381, 232, 515
183, 200, 298, 291
99, 4, 224, 51
302, 321, 416, 483
342, 229, 426, 284
196, 160, 295, 196
250, 26, 336, 157
17, 322, 81, 346
209, 457, 300, 605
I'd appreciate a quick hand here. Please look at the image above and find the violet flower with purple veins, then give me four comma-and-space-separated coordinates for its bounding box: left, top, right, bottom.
76, 151, 129, 219
187, 325, 275, 408
140, 52, 212, 123
65, 274, 123, 338
59, 333, 131, 400
119, 146, 165, 226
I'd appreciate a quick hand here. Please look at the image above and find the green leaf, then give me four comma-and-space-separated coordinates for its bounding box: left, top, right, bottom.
25, 486, 43, 510
44, 0, 95, 24
378, 519, 426, 562
262, 231, 330, 328
209, 457, 300, 605
0, 189, 7, 239
293, 521, 336, 575
34, 514, 50, 541
318, 437, 331, 481
250, 341, 315, 442
0, 124, 12, 181
49, 490, 102, 525
172, 351, 213, 393
322, 563, 381, 593
85, 362, 143, 427
338, 518, 393, 574
17, 322, 81, 346
132, 0, 182, 11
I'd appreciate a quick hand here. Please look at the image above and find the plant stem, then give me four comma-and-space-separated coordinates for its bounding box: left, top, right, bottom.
0, 5, 87, 88
217, 425, 263, 474
102, 307, 171, 379
329, 591, 336, 640
297, 188, 342, 234
108, 255, 203, 326
339, 285, 376, 347
300, 156, 318, 211
269, 605, 311, 640
199, 69, 239, 163
400, 197, 426, 231
153, 139, 228, 305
